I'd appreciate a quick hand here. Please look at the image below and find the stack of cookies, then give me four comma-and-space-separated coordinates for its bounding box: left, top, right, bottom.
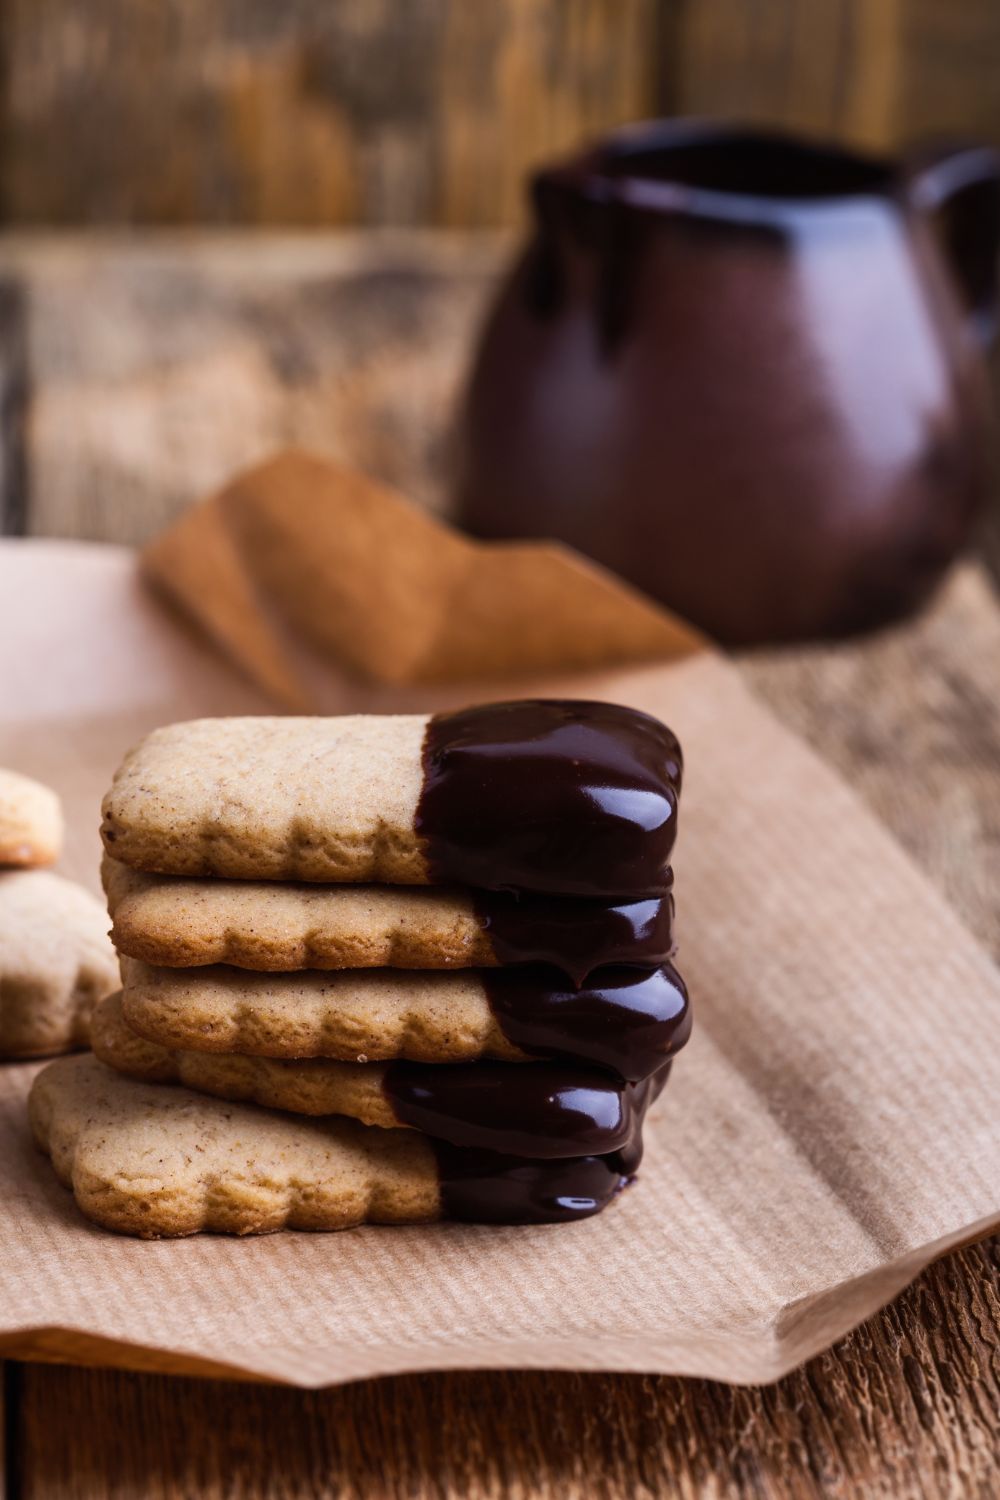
30, 700, 691, 1237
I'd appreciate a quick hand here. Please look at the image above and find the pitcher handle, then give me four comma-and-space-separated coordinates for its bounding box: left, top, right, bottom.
907, 141, 1000, 347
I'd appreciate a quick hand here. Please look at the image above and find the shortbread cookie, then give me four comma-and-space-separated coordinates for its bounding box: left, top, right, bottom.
93, 990, 400, 1127
93, 990, 664, 1157
0, 769, 63, 868
30, 1054, 641, 1234
102, 856, 674, 978
29, 1054, 438, 1237
120, 956, 519, 1062
103, 857, 493, 970
118, 957, 691, 1082
0, 870, 118, 1059
100, 702, 682, 897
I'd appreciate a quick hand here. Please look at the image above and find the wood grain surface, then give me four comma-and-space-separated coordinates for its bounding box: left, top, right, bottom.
672, 0, 1000, 151
5, 1, 1000, 228
0, 234, 505, 544
0, 0, 659, 228
6, 1230, 1000, 1499
1, 235, 999, 1497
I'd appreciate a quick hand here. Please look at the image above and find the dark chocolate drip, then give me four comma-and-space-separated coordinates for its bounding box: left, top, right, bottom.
475, 886, 674, 984
384, 1060, 668, 1159
433, 1143, 631, 1224
430, 1068, 668, 1224
484, 962, 689, 1083
417, 700, 682, 898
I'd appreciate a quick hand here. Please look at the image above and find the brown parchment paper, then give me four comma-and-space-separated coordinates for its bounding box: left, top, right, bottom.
1, 528, 999, 1388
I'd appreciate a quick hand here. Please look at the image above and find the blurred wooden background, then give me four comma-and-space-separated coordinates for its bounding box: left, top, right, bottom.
2, 0, 1000, 550
3, 0, 1000, 228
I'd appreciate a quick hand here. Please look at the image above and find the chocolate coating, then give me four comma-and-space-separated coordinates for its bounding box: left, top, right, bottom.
418, 700, 682, 898
430, 1067, 667, 1223
484, 961, 689, 1082
384, 1059, 668, 1159
433, 1142, 635, 1224
477, 887, 674, 984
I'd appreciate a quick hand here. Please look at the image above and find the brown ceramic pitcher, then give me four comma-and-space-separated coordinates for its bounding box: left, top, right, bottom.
454, 122, 1000, 645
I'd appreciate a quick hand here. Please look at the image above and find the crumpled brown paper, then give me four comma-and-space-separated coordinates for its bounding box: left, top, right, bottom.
0, 475, 998, 1389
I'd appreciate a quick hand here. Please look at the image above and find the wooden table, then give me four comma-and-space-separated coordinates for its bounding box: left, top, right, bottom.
1, 235, 998, 1499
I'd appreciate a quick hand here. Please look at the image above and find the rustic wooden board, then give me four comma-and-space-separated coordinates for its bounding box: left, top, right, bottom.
673, 0, 898, 144
5, 1, 1000, 230
1, 234, 999, 1497
669, 0, 1000, 154
0, 0, 659, 229
0, 234, 504, 543
7, 1234, 1000, 1498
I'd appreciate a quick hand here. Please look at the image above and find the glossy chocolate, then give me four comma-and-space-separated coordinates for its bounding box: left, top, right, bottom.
384, 1059, 667, 1159
430, 1067, 667, 1223
433, 1141, 635, 1224
484, 961, 689, 1082
417, 700, 682, 898
476, 887, 674, 983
